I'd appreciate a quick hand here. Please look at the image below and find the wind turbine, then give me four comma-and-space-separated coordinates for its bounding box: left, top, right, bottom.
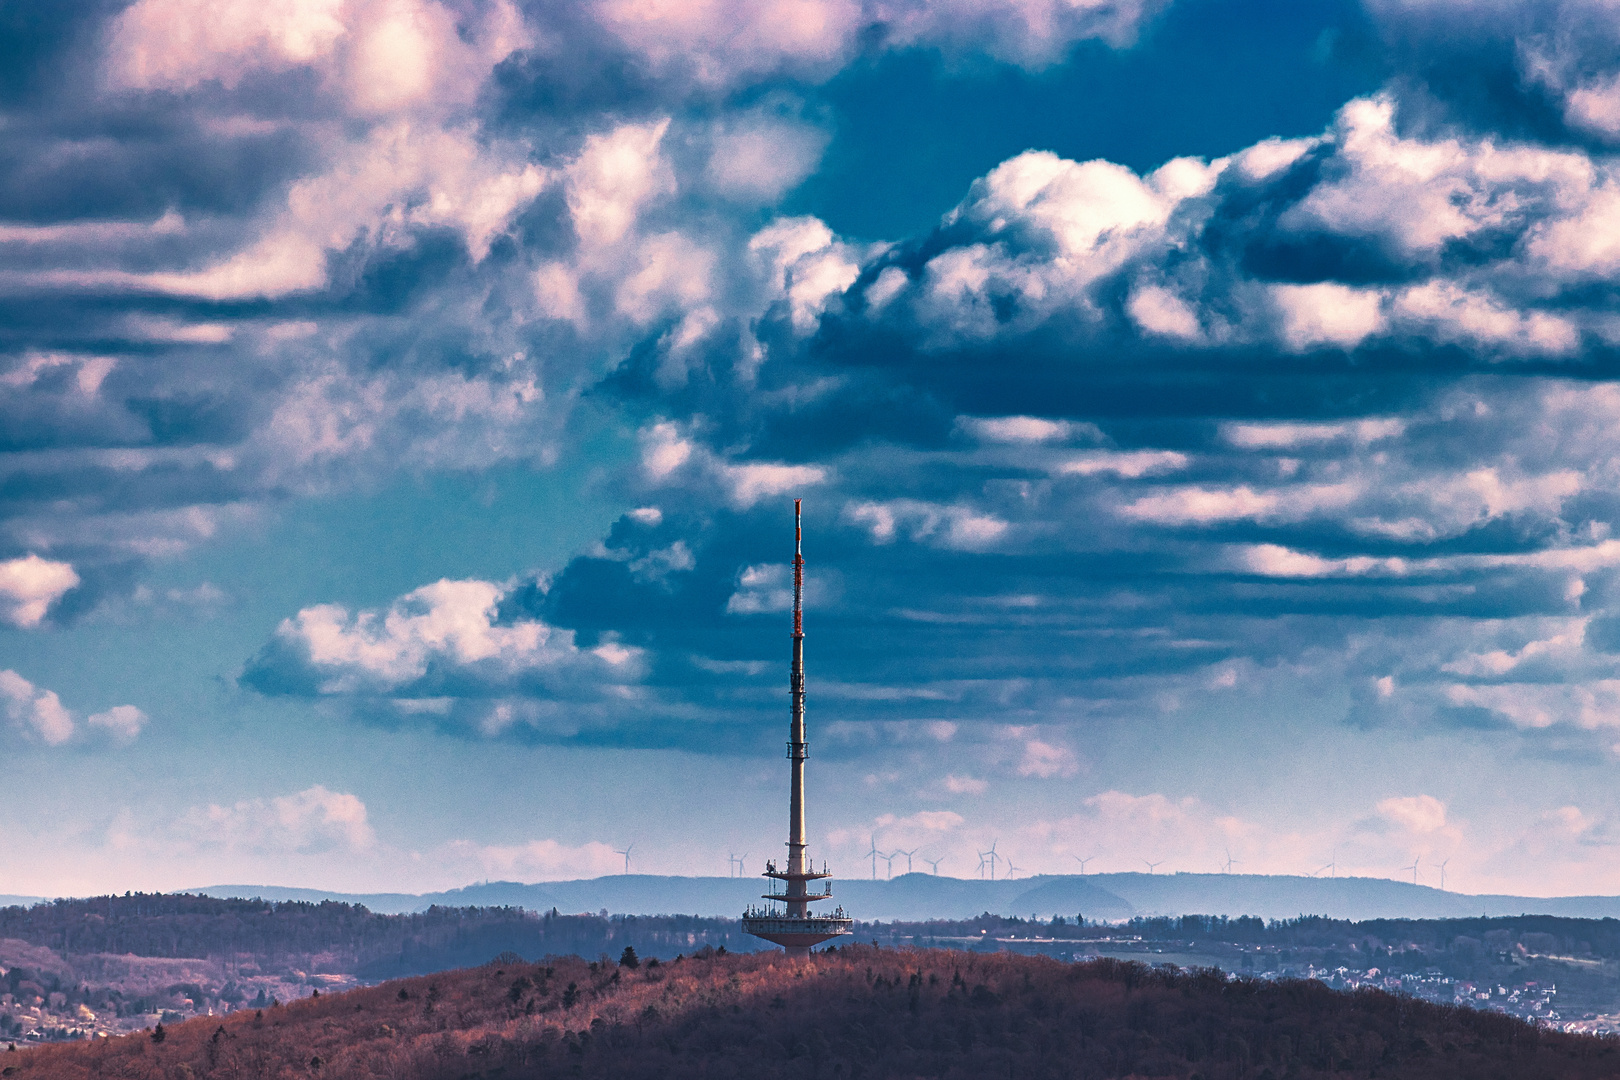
1144, 859, 1163, 875
1320, 846, 1338, 879
977, 844, 1000, 881
735, 853, 747, 877
1004, 859, 1023, 880
880, 851, 897, 880
897, 848, 919, 875
614, 843, 634, 875
1432, 857, 1450, 892
1072, 855, 1093, 874
923, 856, 944, 875
1223, 848, 1241, 874
727, 852, 738, 878
867, 834, 881, 881
1401, 857, 1421, 885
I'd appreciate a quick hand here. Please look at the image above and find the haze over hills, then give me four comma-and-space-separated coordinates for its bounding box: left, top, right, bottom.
185, 873, 1620, 922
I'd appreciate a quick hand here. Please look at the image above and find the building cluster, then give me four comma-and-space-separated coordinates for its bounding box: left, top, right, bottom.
1280, 965, 1562, 1025
0, 965, 351, 1045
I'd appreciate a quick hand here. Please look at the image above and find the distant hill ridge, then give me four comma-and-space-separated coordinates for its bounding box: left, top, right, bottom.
184, 872, 1620, 922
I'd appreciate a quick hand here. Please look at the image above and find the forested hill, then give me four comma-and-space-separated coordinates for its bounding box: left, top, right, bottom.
12, 947, 1620, 1080
16, 894, 1620, 978
0, 895, 752, 978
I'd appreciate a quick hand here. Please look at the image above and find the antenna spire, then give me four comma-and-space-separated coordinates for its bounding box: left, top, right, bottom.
793, 498, 804, 639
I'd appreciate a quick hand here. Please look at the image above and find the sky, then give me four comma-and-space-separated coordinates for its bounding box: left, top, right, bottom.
9, 0, 1620, 901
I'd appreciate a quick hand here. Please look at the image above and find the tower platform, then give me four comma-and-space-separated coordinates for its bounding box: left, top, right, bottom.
741, 907, 853, 950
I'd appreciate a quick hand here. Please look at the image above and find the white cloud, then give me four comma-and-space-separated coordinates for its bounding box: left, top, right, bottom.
1415, 467, 1582, 530
106, 0, 528, 114
863, 91, 1620, 358
1232, 135, 1315, 181
442, 836, 621, 880
1057, 449, 1188, 478
726, 563, 794, 614
638, 420, 825, 507
1443, 680, 1620, 732
1279, 95, 1588, 258
1234, 544, 1409, 579
628, 540, 694, 582
1127, 283, 1202, 339
1222, 418, 1405, 450
0, 670, 75, 745
1442, 622, 1584, 677
911, 151, 1217, 342
844, 498, 1009, 550
750, 217, 864, 334
1271, 282, 1386, 351
1393, 281, 1578, 355
179, 785, 376, 853
143, 122, 546, 299
707, 116, 828, 201
957, 415, 1102, 444
569, 120, 675, 249
586, 0, 1165, 85
944, 774, 988, 795
614, 231, 716, 323
865, 266, 909, 310
1563, 74, 1620, 139
1018, 738, 1079, 778
640, 421, 695, 481
106, 0, 350, 90
86, 705, 148, 744
1119, 481, 1359, 525
0, 554, 79, 628
724, 462, 826, 508
286, 583, 525, 687
873, 809, 966, 833
1375, 794, 1449, 834
265, 576, 642, 694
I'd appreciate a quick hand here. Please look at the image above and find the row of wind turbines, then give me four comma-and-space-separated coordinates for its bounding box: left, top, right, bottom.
864, 836, 1031, 881
608, 842, 1456, 890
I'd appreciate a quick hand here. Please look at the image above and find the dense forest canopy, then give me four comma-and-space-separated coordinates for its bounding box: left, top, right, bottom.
0, 895, 754, 977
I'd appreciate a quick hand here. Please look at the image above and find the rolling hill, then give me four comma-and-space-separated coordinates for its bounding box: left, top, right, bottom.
192, 872, 1620, 922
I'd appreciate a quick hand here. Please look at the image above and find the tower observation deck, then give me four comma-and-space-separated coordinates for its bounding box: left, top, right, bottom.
741, 500, 853, 956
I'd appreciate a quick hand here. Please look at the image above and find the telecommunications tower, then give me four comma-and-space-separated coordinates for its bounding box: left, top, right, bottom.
741, 500, 853, 955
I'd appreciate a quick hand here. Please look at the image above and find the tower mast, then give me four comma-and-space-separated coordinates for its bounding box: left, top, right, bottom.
742, 500, 853, 955
787, 498, 807, 896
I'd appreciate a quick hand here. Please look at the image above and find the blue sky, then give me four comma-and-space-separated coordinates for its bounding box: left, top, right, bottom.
7, 0, 1620, 899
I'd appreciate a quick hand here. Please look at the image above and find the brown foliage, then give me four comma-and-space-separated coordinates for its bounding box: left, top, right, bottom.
7, 948, 1620, 1080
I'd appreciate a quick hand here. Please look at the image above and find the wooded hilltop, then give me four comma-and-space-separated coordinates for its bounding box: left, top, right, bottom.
8, 946, 1620, 1080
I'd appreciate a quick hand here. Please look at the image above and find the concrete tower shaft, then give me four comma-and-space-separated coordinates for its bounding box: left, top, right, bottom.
787, 500, 807, 885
